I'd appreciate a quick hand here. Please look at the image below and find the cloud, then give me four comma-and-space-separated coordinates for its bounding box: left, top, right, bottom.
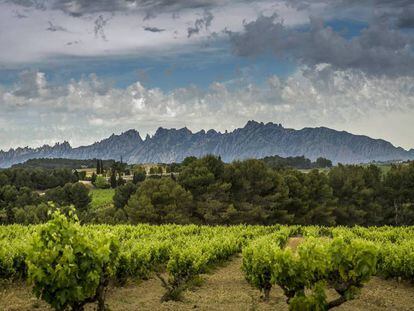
12, 70, 48, 98
1, 66, 414, 149
187, 10, 214, 37
65, 40, 81, 46
6, 0, 249, 17
0, 1, 244, 64
143, 26, 166, 33
227, 14, 414, 76
13, 10, 27, 18
396, 7, 414, 28
46, 21, 67, 32
94, 15, 111, 41
1, 0, 413, 151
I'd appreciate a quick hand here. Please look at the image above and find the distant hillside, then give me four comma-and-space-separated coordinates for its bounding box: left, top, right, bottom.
1, 121, 413, 167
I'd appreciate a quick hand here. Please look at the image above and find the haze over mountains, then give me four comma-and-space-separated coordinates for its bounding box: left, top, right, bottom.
1, 121, 413, 168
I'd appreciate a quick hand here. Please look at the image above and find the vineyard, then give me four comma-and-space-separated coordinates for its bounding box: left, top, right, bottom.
1, 212, 414, 310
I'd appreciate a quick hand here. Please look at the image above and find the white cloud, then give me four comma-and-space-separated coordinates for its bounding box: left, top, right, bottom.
0, 1, 317, 65
1, 65, 413, 150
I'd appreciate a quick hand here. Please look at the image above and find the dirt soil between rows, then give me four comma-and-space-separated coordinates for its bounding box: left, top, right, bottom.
1, 238, 414, 310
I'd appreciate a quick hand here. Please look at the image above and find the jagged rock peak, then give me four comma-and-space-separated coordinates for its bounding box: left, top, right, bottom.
1, 120, 413, 167
154, 126, 192, 137
206, 129, 218, 135
121, 129, 141, 137
244, 120, 264, 128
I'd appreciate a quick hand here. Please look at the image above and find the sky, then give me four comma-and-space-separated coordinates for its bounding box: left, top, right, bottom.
0, 0, 413, 150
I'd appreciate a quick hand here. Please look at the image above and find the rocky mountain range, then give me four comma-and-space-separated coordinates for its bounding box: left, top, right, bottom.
1, 121, 413, 167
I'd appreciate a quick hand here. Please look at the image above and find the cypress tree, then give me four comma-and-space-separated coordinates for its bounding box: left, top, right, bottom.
99, 160, 104, 174
110, 169, 117, 188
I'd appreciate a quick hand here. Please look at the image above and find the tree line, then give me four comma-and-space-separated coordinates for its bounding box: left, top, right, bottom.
1, 155, 414, 226
0, 167, 90, 224
109, 155, 414, 226
261, 155, 332, 169
12, 158, 115, 170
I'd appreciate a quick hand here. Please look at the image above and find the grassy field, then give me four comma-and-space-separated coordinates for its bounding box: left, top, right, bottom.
90, 188, 115, 209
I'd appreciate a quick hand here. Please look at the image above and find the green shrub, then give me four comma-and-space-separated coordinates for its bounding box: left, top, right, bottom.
94, 176, 110, 189
26, 210, 119, 311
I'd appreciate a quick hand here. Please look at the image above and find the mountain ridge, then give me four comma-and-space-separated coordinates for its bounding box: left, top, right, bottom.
1, 121, 413, 167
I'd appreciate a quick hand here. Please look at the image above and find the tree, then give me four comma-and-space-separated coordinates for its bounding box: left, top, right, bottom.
111, 161, 127, 176
0, 185, 40, 223
301, 170, 336, 225
125, 178, 193, 224
100, 160, 104, 174
181, 156, 197, 167
329, 165, 364, 225
0, 172, 9, 187
77, 171, 87, 180
113, 182, 137, 209
68, 183, 91, 211
328, 164, 383, 225
178, 158, 216, 197
91, 172, 97, 183
222, 159, 292, 224
45, 183, 91, 212
383, 163, 414, 225
132, 170, 146, 184
110, 170, 117, 189
0, 185, 18, 222
27, 209, 119, 311
94, 176, 110, 189
13, 203, 50, 225
117, 174, 125, 187
315, 157, 333, 168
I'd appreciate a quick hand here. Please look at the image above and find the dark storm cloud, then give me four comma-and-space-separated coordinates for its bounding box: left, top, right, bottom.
282, 0, 413, 10
396, 7, 414, 28
4, 0, 246, 16
282, 0, 414, 30
6, 0, 413, 28
5, 0, 412, 15
143, 26, 165, 33
228, 14, 414, 76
